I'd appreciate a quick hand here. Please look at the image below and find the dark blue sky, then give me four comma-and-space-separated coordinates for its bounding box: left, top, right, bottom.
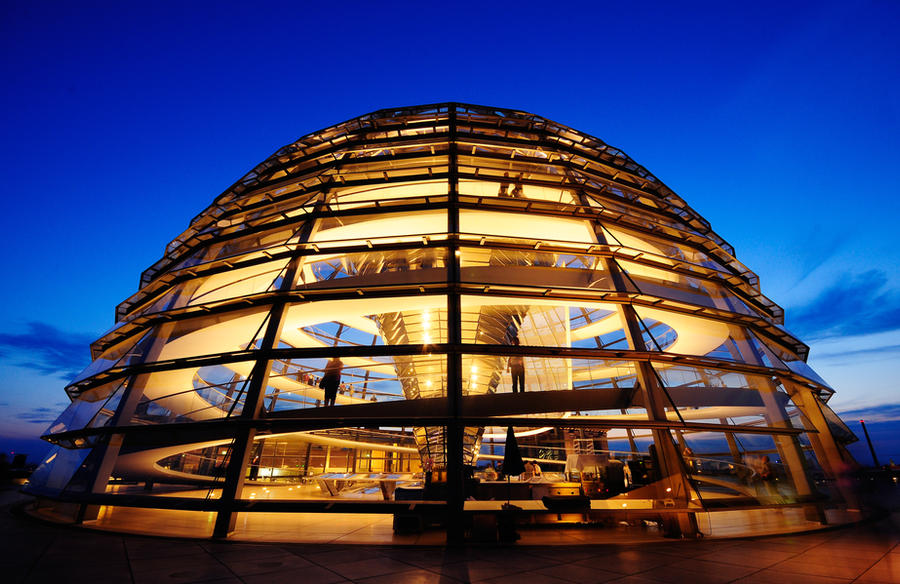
1, 1, 898, 463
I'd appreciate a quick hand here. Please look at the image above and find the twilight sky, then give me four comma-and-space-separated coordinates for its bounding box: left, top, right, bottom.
1, 1, 898, 464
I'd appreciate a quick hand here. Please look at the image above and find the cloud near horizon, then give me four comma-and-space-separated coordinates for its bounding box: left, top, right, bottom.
812, 343, 900, 364
834, 403, 900, 424
0, 322, 95, 380
15, 406, 62, 425
787, 270, 900, 341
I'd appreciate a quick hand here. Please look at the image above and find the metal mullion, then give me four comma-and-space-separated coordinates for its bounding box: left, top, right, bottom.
212, 196, 324, 538
445, 104, 466, 544
572, 188, 697, 526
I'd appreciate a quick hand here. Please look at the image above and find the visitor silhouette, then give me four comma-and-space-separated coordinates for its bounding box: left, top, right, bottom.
507, 338, 525, 393
319, 357, 343, 407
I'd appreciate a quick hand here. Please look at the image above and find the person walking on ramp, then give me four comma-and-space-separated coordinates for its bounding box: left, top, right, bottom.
507, 338, 525, 393
319, 357, 343, 406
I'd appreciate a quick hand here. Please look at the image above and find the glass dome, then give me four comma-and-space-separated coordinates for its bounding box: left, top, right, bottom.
27, 103, 858, 542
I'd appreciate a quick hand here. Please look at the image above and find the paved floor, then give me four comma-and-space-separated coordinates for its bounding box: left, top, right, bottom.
4, 488, 898, 584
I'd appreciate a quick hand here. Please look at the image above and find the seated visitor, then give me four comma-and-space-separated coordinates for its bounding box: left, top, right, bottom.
522, 460, 542, 480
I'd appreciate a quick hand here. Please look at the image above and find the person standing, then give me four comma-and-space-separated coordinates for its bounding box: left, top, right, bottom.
498, 172, 511, 197
319, 357, 343, 407
507, 338, 525, 393
758, 455, 777, 496
511, 173, 524, 198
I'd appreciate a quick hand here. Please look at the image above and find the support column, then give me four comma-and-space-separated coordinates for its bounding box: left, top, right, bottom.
445, 104, 466, 544
212, 305, 292, 538
784, 380, 859, 508
213, 207, 322, 538
720, 419, 742, 463
84, 322, 178, 500
580, 203, 696, 535
754, 380, 813, 497
733, 335, 814, 500
587, 202, 694, 505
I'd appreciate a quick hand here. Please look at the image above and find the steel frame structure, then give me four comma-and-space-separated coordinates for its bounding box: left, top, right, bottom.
28, 103, 857, 542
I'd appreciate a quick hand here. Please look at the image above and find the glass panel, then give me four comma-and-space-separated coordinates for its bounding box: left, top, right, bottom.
327, 178, 449, 211
129, 361, 255, 424
603, 225, 726, 272
458, 177, 580, 205
281, 295, 448, 349
759, 332, 832, 388
586, 192, 699, 234
296, 248, 448, 290
461, 353, 638, 397
145, 307, 270, 363
135, 258, 290, 316
25, 446, 92, 495
459, 246, 620, 292
330, 155, 449, 185
457, 154, 568, 186
46, 380, 126, 435
461, 295, 630, 350
156, 444, 234, 482
219, 187, 317, 231
98, 438, 232, 499
174, 223, 304, 271
116, 428, 438, 503
235, 428, 432, 502
652, 362, 798, 428
679, 430, 815, 506
71, 330, 153, 384
634, 306, 777, 363
469, 425, 693, 511
262, 354, 447, 412
459, 209, 596, 243
311, 209, 448, 247
619, 260, 758, 316
76, 308, 269, 386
